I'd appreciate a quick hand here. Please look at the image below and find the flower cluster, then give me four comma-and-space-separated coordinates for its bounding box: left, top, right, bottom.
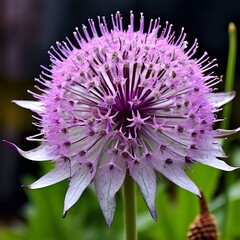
11, 12, 238, 226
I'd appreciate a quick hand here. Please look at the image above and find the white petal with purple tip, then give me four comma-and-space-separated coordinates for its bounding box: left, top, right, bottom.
13, 100, 44, 112
160, 164, 200, 196
130, 163, 157, 220
207, 91, 235, 108
214, 127, 240, 137
28, 163, 73, 189
5, 142, 57, 161
63, 164, 96, 216
94, 160, 126, 226
193, 154, 238, 171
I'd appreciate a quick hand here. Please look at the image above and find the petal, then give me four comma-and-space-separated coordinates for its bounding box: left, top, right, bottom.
198, 140, 227, 158
130, 163, 157, 220
212, 141, 227, 158
159, 164, 200, 196
193, 154, 238, 171
27, 162, 72, 189
3, 141, 57, 161
207, 91, 235, 108
13, 100, 44, 112
214, 127, 240, 137
94, 160, 126, 227
63, 163, 96, 217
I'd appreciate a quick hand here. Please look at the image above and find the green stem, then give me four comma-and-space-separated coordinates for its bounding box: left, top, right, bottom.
221, 22, 237, 130
123, 173, 137, 240
221, 22, 237, 240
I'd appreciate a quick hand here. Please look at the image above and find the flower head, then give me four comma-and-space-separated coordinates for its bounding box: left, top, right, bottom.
10, 12, 238, 226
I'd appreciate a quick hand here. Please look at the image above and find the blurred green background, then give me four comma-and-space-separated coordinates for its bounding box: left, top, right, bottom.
1, 0, 240, 239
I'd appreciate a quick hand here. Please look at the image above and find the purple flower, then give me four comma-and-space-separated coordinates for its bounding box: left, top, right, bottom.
10, 12, 239, 226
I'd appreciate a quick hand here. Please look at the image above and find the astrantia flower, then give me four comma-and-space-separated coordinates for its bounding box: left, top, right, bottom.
10, 12, 239, 226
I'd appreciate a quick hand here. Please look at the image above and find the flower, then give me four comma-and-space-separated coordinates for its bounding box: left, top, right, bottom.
9, 11, 239, 226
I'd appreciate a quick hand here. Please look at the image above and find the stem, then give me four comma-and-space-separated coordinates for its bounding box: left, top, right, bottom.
221, 22, 237, 240
221, 22, 237, 130
123, 173, 137, 240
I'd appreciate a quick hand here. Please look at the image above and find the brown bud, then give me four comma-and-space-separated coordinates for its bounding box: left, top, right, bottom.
187, 192, 219, 240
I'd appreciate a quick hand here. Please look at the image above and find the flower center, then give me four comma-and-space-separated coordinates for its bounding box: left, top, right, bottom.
104, 83, 152, 138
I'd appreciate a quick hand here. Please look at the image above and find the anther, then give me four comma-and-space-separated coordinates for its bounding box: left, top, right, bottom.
62, 156, 70, 162
189, 113, 195, 120
55, 96, 60, 101
61, 128, 68, 133
185, 156, 193, 164
190, 144, 196, 149
87, 162, 93, 168
176, 104, 181, 109
160, 144, 167, 151
177, 125, 184, 133
109, 163, 114, 170
88, 118, 95, 125
64, 141, 71, 147
100, 130, 107, 136
122, 151, 129, 158
79, 150, 86, 156
112, 148, 118, 155
184, 100, 190, 107
88, 129, 94, 136
200, 129, 205, 134
165, 158, 173, 164
191, 132, 197, 137
69, 100, 74, 106
89, 81, 95, 88
194, 87, 199, 92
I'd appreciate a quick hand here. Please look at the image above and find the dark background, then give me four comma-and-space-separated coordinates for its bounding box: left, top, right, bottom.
1, 0, 240, 226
